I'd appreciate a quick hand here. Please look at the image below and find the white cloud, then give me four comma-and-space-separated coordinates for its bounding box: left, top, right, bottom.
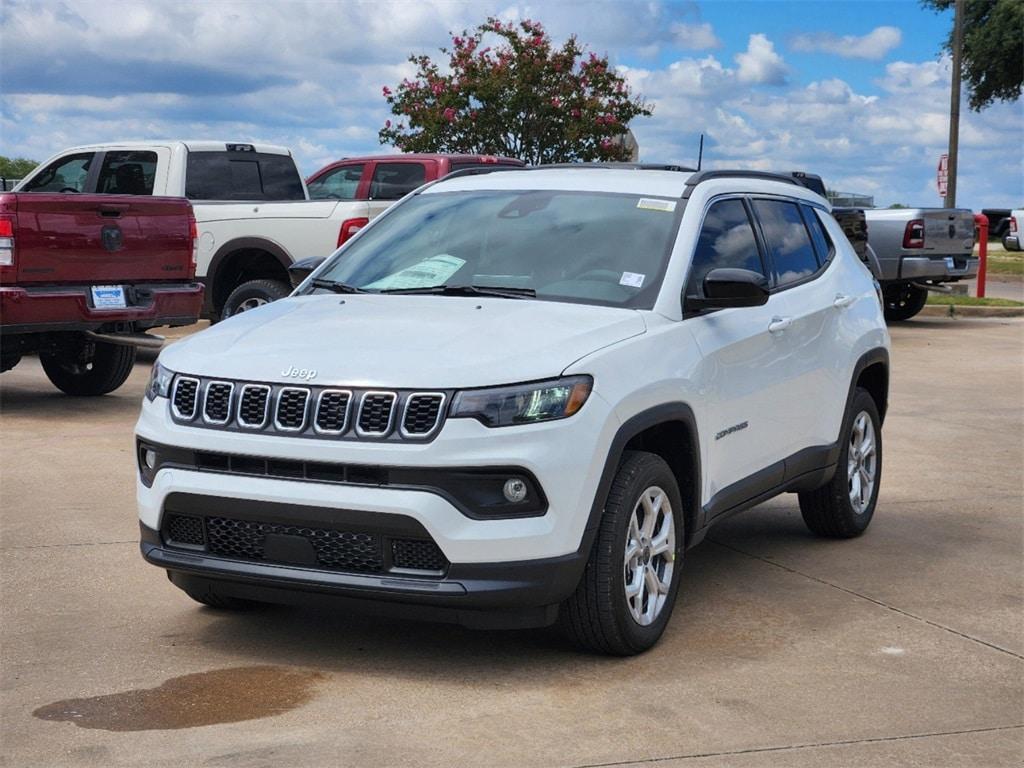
735, 34, 787, 85
670, 22, 721, 50
791, 25, 902, 60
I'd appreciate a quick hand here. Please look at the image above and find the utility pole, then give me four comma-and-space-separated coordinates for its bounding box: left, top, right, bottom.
945, 0, 964, 208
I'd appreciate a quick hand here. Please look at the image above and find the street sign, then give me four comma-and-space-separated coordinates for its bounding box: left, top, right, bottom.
937, 153, 949, 198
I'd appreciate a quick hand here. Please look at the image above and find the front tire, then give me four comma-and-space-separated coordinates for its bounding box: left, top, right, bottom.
40, 340, 136, 396
799, 388, 882, 538
560, 451, 685, 655
221, 279, 291, 320
883, 283, 928, 321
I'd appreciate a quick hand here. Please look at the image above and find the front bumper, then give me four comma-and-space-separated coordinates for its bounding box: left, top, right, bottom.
0, 282, 204, 335
900, 255, 978, 281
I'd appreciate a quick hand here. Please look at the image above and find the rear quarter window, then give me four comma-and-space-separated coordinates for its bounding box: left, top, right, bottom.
185, 151, 305, 200
752, 199, 820, 286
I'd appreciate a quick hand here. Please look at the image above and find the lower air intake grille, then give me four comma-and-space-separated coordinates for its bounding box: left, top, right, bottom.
402, 394, 445, 436
205, 516, 384, 573
165, 514, 205, 546
392, 539, 448, 572
203, 382, 233, 423
358, 392, 396, 435
172, 378, 199, 419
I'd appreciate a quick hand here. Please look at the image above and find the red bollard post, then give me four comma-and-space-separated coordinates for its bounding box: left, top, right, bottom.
973, 213, 988, 298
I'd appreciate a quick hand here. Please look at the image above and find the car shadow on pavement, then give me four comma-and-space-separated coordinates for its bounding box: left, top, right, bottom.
0, 384, 142, 418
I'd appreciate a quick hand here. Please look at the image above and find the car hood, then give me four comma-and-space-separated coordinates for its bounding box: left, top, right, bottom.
161, 294, 647, 388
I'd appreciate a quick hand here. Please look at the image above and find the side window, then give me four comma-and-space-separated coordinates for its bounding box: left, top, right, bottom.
307, 164, 364, 200
185, 152, 305, 200
686, 198, 764, 297
800, 204, 833, 266
369, 162, 426, 200
752, 199, 819, 286
95, 151, 157, 195
20, 153, 95, 193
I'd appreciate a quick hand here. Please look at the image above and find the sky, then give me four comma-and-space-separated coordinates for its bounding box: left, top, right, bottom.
1, 0, 1021, 209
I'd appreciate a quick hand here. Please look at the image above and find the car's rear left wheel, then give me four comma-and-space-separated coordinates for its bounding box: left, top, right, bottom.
560, 451, 684, 655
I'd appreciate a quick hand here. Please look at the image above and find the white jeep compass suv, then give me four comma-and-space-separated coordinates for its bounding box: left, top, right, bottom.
136, 165, 890, 655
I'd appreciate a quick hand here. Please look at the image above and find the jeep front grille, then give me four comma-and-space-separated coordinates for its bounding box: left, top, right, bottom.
168, 376, 447, 442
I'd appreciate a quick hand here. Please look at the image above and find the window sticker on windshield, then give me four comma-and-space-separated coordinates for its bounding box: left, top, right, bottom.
620, 272, 645, 288
636, 198, 676, 213
365, 254, 466, 290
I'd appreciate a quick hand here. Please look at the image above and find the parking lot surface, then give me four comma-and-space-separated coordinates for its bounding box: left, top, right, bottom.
2, 317, 1022, 767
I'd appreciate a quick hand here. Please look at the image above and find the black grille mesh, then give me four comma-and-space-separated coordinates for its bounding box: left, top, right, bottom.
403, 394, 444, 435
276, 389, 309, 429
315, 391, 351, 432
392, 539, 447, 571
238, 386, 270, 427
359, 393, 396, 434
172, 378, 198, 418
204, 383, 232, 423
165, 514, 204, 546
205, 516, 383, 573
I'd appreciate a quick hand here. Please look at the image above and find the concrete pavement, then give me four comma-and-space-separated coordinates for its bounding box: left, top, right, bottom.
1, 316, 1022, 767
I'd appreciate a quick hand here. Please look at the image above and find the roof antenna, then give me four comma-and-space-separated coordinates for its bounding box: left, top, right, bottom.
697, 133, 704, 171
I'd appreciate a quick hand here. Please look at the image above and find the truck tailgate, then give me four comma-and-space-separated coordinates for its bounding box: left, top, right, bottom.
6, 193, 194, 284
921, 209, 975, 254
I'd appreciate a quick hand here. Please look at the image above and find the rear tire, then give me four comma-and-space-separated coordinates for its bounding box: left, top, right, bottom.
221, 279, 291, 320
559, 451, 685, 655
883, 283, 928, 321
799, 388, 882, 538
1, 353, 21, 373
40, 340, 136, 396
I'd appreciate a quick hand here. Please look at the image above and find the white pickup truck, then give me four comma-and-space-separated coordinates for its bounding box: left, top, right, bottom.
14, 142, 377, 319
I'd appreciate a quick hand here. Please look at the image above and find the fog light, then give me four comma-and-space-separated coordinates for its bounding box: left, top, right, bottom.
502, 477, 528, 503
144, 449, 157, 470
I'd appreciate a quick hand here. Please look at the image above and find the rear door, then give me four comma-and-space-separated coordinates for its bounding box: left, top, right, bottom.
365, 160, 430, 219
12, 194, 194, 284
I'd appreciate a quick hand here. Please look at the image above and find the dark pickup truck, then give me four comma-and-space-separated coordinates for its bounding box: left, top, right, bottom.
0, 192, 204, 395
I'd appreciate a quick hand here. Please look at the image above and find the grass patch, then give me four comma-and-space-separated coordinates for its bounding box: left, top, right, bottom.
977, 243, 1024, 276
926, 294, 1024, 307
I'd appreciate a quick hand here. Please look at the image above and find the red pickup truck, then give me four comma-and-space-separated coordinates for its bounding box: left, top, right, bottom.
0, 192, 204, 395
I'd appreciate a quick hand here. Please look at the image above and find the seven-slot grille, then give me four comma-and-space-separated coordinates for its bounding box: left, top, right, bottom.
358, 392, 397, 435
315, 390, 351, 433
203, 382, 234, 424
237, 385, 270, 428
171, 377, 199, 419
168, 376, 445, 441
402, 393, 446, 437
275, 388, 310, 431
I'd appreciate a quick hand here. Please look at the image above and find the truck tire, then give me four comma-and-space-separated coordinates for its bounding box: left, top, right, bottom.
798, 388, 882, 538
1, 353, 21, 373
221, 279, 291, 320
559, 451, 685, 655
883, 283, 928, 321
40, 340, 136, 396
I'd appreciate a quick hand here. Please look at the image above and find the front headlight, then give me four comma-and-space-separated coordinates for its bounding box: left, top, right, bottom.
450, 376, 593, 427
145, 361, 175, 402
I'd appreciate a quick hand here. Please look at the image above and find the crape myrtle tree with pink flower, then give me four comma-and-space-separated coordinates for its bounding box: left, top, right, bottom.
378, 18, 652, 164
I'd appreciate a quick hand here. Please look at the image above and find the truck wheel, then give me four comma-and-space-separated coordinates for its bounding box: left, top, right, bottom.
221, 279, 291, 320
798, 388, 882, 538
883, 283, 928, 321
559, 451, 685, 655
1, 354, 21, 373
40, 340, 136, 396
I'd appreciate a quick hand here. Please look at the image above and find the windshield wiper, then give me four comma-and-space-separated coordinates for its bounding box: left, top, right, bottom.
310, 278, 367, 294
378, 284, 536, 299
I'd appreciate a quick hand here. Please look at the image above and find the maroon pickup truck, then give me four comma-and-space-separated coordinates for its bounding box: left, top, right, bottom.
0, 192, 204, 395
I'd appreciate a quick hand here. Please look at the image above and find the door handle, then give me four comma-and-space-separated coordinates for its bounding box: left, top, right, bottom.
833, 293, 856, 309
768, 316, 792, 333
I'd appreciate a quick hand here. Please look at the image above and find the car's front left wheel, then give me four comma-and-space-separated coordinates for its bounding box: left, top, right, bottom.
560, 451, 685, 655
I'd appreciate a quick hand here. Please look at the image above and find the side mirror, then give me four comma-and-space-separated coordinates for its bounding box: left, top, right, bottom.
686, 268, 769, 311
288, 256, 326, 289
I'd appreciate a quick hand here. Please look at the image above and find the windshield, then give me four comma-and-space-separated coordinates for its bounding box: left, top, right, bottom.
310, 190, 683, 308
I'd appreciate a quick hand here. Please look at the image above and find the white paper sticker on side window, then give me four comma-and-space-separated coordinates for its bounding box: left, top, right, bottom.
636, 198, 676, 212
620, 272, 645, 288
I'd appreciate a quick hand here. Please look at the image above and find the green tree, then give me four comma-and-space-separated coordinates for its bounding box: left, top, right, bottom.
0, 156, 38, 179
379, 18, 651, 164
923, 0, 1023, 110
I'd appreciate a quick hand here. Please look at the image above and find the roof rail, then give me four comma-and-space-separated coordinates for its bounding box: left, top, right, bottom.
682, 170, 827, 199
440, 165, 526, 181
536, 162, 697, 172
